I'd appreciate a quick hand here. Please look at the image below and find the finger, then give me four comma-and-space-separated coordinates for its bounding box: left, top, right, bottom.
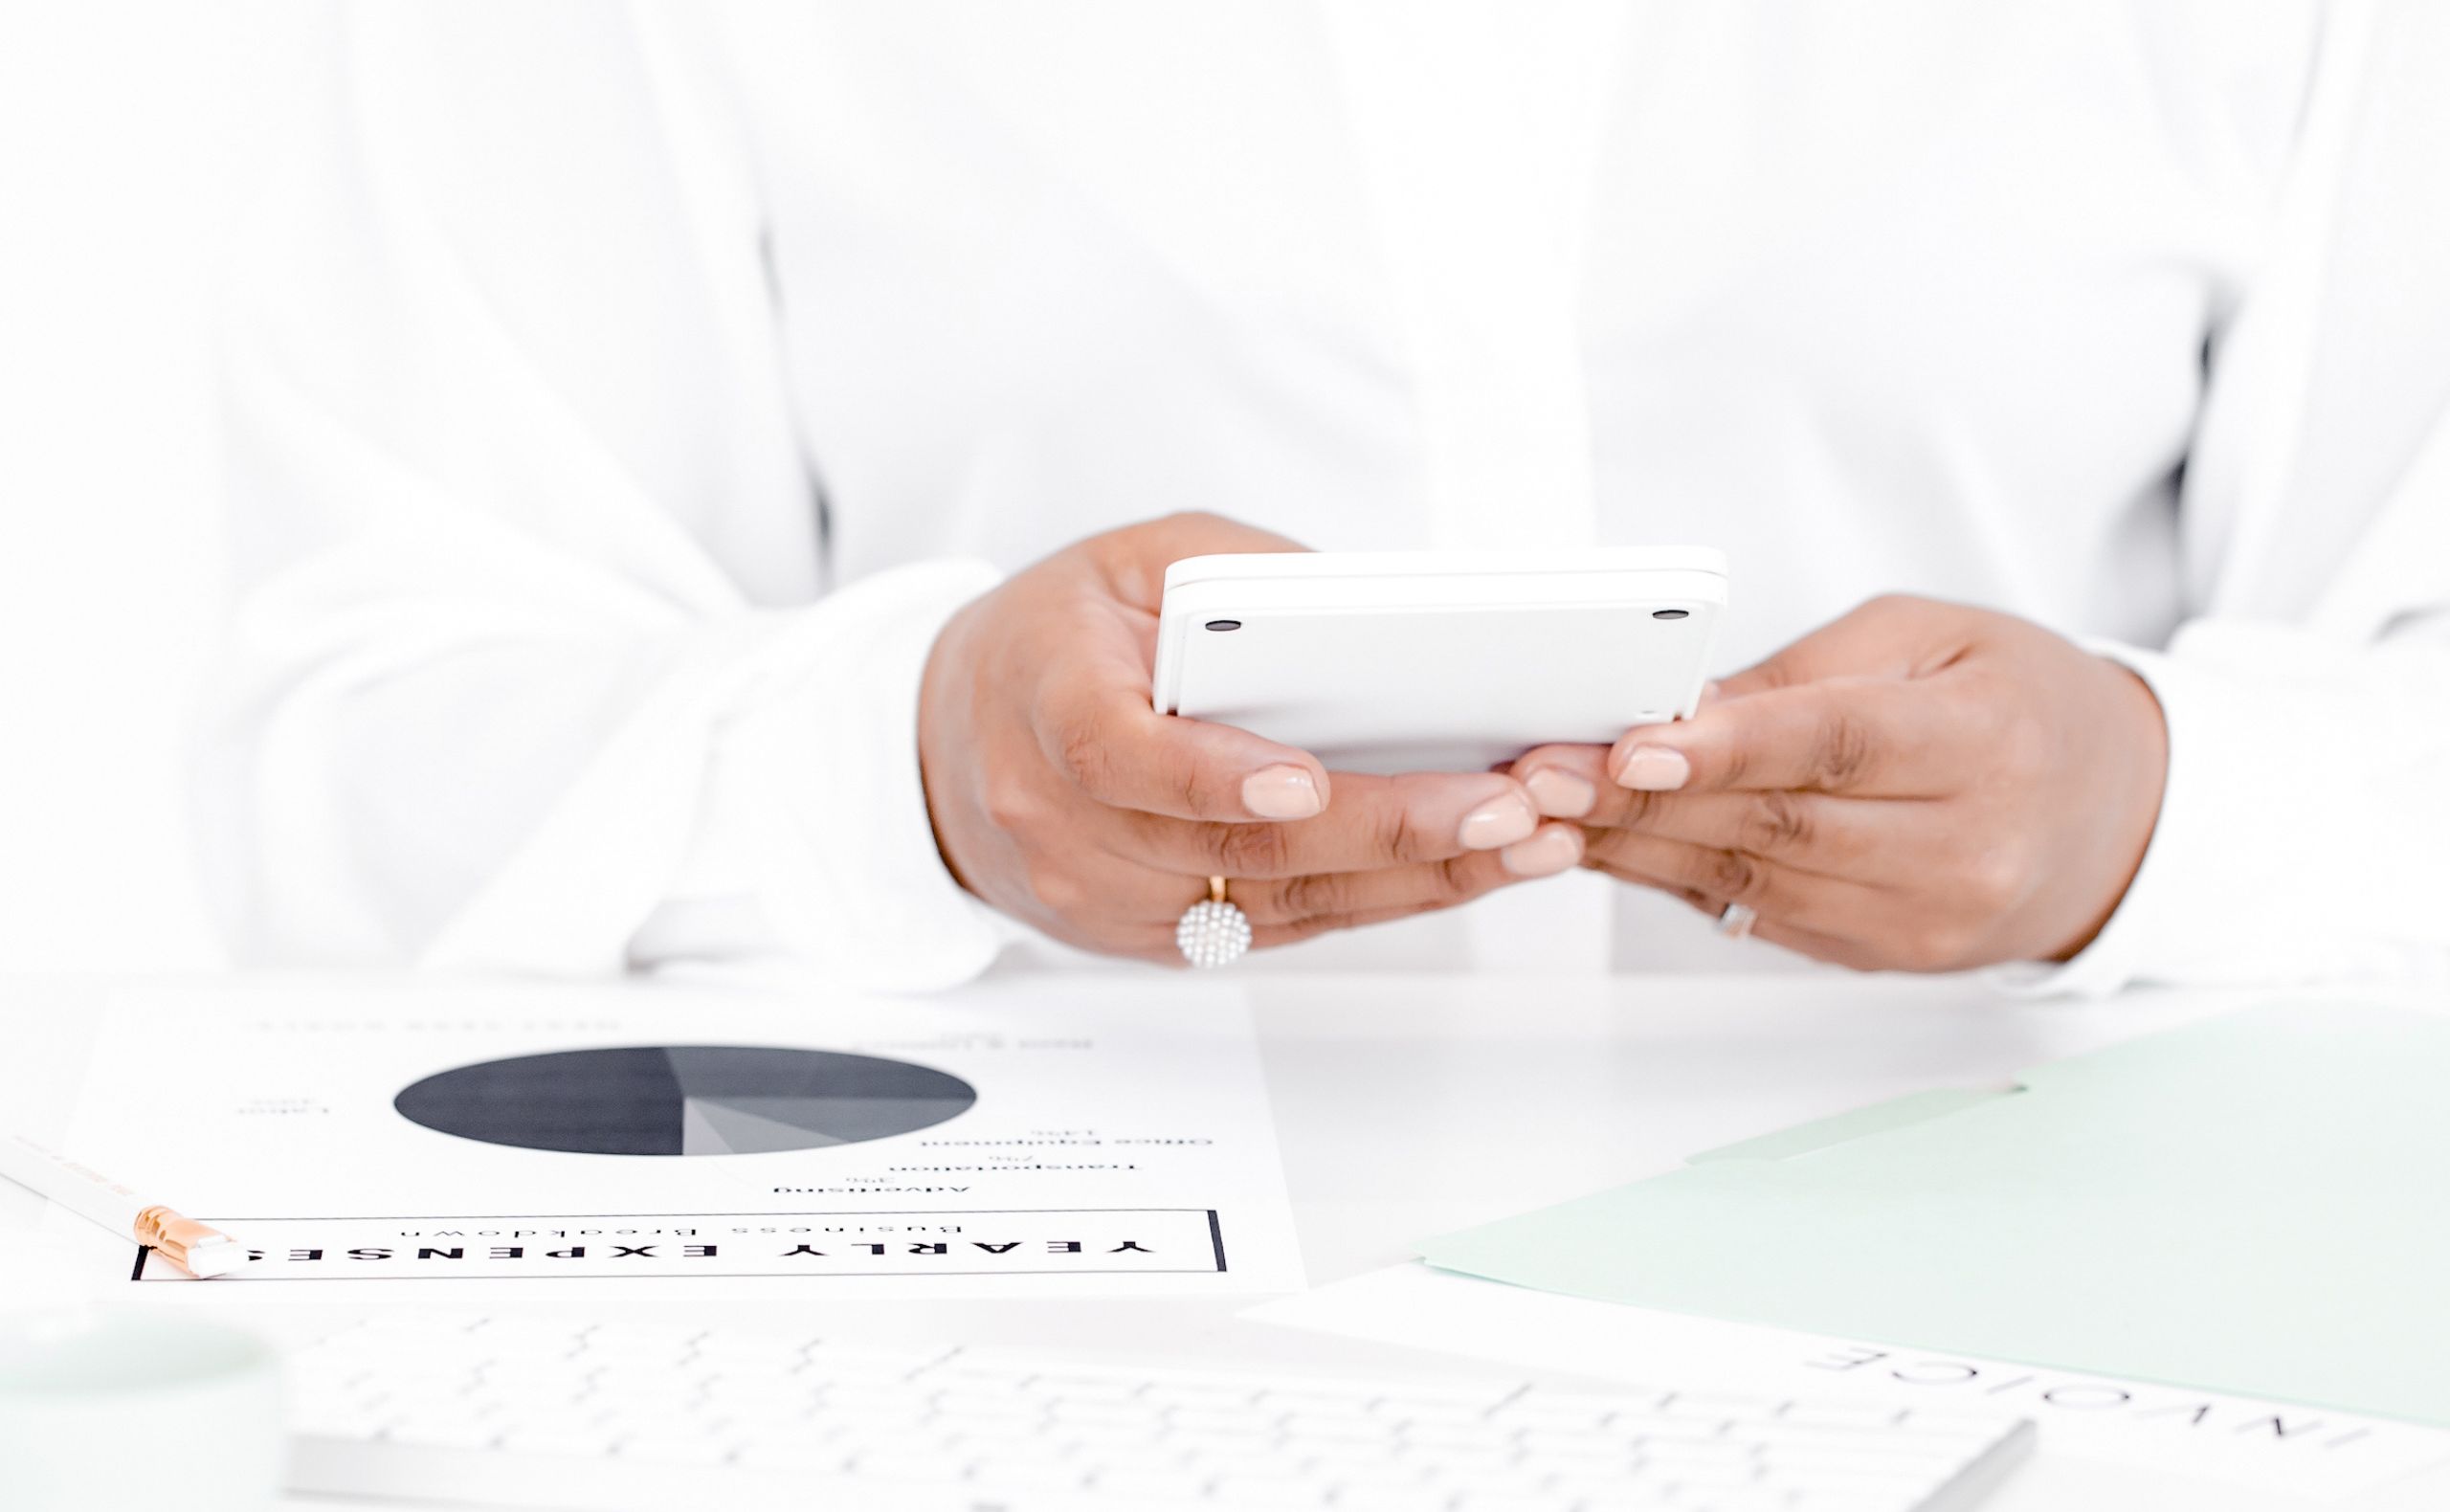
1579, 830, 1897, 940
1121, 769, 1541, 879
1252, 901, 1462, 952
1087, 510, 1312, 613
1036, 674, 1334, 823
1114, 837, 1570, 962
1250, 879, 1566, 950
1228, 824, 1583, 925
1617, 789, 1927, 877
1525, 772, 1938, 879
1707, 593, 1963, 701
1514, 744, 1613, 818
1603, 678, 1976, 797
1576, 854, 1889, 969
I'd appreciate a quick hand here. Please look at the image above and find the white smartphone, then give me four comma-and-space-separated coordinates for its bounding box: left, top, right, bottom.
1151, 547, 1726, 774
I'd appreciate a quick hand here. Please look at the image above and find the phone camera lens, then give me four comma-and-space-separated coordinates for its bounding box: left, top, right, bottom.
1651, 609, 1690, 620
1204, 619, 1243, 632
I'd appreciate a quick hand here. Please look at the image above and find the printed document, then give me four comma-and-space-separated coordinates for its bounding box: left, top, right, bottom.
47, 977, 1302, 1300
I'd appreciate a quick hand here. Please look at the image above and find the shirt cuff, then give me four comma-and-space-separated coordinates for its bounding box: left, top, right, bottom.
651, 558, 1013, 992
1988, 625, 2373, 997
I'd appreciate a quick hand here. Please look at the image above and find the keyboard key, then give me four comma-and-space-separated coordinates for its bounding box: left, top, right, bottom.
704, 1402, 819, 1432
495, 1427, 624, 1458
932, 1390, 1045, 1422
1508, 1390, 1660, 1418
1527, 1441, 1637, 1475
850, 1451, 969, 1483
694, 1338, 811, 1366
1169, 1405, 1280, 1434
1090, 1468, 1212, 1498
1314, 1456, 1424, 1484
1401, 1422, 1515, 1452
1166, 1428, 1277, 1457
1328, 1489, 1451, 1512
1262, 1391, 1381, 1418
1441, 1468, 1555, 1498
1776, 1402, 1904, 1430
927, 1366, 1040, 1391
1027, 1372, 1150, 1400
1488, 1404, 1616, 1434
1284, 1417, 1395, 1448
803, 1349, 937, 1382
1209, 1474, 1327, 1507
1381, 1400, 1498, 1427
1063, 1421, 1173, 1450
1631, 1439, 1751, 1468
732, 1444, 851, 1473
1668, 1392, 1782, 1420
1677, 1493, 1800, 1512
359, 1312, 488, 1336
581, 1330, 698, 1358
969, 1456, 1089, 1492
1405, 1444, 1517, 1474
1142, 1383, 1260, 1410
1051, 1399, 1168, 1428
946, 1422, 1060, 1454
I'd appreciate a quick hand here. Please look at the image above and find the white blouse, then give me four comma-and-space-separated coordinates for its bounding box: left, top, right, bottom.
209, 1, 2450, 993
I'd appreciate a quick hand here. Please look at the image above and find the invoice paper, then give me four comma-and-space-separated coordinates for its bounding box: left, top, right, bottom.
1251, 1264, 2450, 1501
46, 976, 1303, 1300
1417, 1001, 2450, 1430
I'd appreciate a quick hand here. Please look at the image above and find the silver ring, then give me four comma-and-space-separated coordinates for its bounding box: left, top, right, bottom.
1177, 877, 1252, 968
1717, 901, 1759, 941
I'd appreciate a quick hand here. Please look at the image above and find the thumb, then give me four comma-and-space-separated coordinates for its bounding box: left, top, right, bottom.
1093, 511, 1312, 613
1708, 592, 1956, 700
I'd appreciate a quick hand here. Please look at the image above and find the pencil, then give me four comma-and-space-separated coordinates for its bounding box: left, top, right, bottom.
0, 1131, 251, 1279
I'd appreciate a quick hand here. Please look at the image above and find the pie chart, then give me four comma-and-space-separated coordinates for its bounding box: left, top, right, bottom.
393, 1045, 977, 1156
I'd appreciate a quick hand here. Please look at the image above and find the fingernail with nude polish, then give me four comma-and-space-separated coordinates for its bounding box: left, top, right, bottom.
1614, 745, 1691, 791
1242, 765, 1324, 819
1523, 767, 1596, 819
1501, 824, 1583, 878
1458, 790, 1538, 851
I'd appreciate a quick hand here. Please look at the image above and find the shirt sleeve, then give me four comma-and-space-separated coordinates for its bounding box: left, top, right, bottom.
203, 4, 1009, 989
1995, 0, 2450, 998
1994, 621, 2450, 997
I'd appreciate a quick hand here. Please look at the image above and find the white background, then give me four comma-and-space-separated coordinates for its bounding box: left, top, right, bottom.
0, 2, 313, 968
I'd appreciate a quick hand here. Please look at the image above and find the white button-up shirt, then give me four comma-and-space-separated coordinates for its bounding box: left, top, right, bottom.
210, 1, 2450, 993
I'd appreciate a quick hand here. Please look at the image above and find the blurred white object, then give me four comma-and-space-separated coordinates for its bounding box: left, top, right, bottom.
208, 3, 2450, 991
0, 1310, 283, 1512
0, 4, 325, 972
281, 1312, 2034, 1511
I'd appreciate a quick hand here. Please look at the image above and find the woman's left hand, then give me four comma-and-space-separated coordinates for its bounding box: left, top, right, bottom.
1510, 594, 2170, 971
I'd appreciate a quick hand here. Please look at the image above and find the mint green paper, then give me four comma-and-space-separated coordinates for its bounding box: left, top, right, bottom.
1419, 1002, 2450, 1427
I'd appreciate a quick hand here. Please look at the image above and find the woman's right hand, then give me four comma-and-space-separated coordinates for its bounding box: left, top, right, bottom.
917, 514, 1584, 962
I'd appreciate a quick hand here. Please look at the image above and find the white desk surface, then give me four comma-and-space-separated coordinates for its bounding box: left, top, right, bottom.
3, 969, 2441, 1512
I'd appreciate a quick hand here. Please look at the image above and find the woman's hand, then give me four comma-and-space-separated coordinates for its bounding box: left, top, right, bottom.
920, 514, 1581, 962
1511, 595, 2169, 971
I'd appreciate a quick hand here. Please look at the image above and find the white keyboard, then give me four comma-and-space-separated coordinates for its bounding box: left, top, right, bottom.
286, 1314, 2034, 1512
